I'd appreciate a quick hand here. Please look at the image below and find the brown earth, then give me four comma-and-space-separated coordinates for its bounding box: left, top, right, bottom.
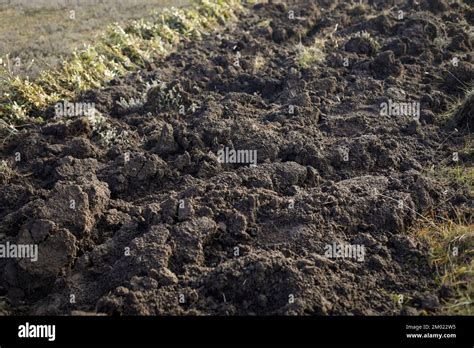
0, 0, 473, 315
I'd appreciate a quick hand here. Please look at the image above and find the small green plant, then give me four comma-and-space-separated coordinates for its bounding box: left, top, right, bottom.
81, 109, 130, 146
116, 80, 159, 112
297, 38, 326, 69
360, 31, 380, 50
116, 97, 145, 111
253, 54, 266, 72
390, 293, 408, 306
98, 127, 131, 146
147, 82, 184, 111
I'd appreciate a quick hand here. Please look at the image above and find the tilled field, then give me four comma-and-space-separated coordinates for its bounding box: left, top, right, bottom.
0, 0, 472, 315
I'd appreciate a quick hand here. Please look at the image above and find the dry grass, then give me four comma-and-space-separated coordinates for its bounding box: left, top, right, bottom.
411, 216, 473, 315
436, 166, 474, 197
413, 89, 473, 314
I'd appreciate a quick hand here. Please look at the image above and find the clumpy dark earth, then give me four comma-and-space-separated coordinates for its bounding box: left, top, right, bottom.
0, 0, 472, 315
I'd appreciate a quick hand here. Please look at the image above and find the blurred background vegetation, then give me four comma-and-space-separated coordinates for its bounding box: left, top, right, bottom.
0, 0, 190, 81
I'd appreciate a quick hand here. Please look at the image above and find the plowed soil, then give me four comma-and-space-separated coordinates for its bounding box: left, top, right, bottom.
1, 0, 473, 315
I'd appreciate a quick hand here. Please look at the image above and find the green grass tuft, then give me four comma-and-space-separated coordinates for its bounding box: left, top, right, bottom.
296, 38, 326, 69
